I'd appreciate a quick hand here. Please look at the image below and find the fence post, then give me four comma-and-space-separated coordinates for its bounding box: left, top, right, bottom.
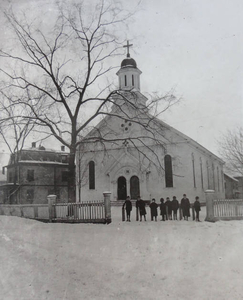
235, 202, 238, 217
103, 191, 112, 224
47, 195, 57, 222
205, 190, 216, 222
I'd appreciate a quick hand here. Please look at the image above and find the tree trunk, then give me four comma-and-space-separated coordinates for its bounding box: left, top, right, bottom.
68, 147, 76, 203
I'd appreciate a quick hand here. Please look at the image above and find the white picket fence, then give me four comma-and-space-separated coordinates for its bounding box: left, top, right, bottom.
213, 199, 243, 220
0, 192, 112, 224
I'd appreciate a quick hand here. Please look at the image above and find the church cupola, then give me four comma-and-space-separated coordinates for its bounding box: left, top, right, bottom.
116, 41, 142, 91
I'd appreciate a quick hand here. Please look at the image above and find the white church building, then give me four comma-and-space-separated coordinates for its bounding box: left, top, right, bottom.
77, 46, 225, 203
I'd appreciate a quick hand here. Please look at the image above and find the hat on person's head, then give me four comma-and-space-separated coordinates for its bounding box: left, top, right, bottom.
152, 198, 155, 201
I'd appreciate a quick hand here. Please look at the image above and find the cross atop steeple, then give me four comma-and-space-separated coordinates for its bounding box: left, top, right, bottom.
123, 40, 133, 57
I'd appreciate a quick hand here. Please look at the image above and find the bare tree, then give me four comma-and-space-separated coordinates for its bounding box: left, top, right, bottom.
0, 91, 36, 203
219, 127, 243, 176
0, 1, 179, 202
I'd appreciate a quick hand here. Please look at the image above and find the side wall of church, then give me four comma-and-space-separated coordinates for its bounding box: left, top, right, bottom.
77, 149, 115, 202
78, 140, 225, 204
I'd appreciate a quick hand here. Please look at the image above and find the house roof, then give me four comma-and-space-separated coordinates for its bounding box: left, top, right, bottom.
18, 160, 69, 165
224, 173, 239, 182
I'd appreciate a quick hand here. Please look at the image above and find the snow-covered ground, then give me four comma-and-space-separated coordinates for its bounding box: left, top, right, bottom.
1, 206, 243, 300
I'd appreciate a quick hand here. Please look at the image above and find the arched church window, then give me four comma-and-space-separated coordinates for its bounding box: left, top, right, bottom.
212, 163, 215, 190
191, 153, 196, 188
200, 157, 204, 189
125, 75, 127, 86
130, 176, 140, 199
132, 74, 134, 86
164, 155, 173, 187
221, 170, 224, 191
192, 153, 197, 188
117, 176, 127, 200
217, 166, 220, 192
89, 161, 95, 190
206, 161, 210, 189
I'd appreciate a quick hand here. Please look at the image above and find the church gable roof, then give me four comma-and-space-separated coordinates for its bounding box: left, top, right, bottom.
151, 116, 224, 163
80, 91, 223, 164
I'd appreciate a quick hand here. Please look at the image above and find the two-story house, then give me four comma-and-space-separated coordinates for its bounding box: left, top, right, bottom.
0, 143, 69, 204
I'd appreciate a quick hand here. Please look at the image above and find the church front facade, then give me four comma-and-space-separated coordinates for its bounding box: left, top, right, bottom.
77, 49, 225, 203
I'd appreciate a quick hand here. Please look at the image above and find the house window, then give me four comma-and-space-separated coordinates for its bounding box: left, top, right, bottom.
164, 155, 173, 187
61, 155, 68, 163
27, 169, 34, 182
62, 171, 69, 182
26, 189, 34, 203
9, 172, 13, 183
89, 161, 95, 190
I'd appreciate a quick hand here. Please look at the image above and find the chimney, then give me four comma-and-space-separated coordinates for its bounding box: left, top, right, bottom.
32, 142, 36, 148
61, 146, 65, 152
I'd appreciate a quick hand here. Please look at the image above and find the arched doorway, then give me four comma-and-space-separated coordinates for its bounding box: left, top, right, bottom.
130, 176, 140, 199
117, 176, 127, 200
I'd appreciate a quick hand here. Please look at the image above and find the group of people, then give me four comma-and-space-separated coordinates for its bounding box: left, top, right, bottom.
122, 194, 201, 222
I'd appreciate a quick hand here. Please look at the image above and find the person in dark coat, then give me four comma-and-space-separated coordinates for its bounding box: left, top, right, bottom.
171, 196, 179, 220
180, 194, 191, 220
123, 196, 132, 221
160, 198, 167, 221
136, 196, 146, 221
194, 196, 201, 222
149, 198, 158, 221
165, 197, 172, 220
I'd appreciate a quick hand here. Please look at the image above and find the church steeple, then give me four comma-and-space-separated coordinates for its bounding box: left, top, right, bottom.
116, 40, 142, 91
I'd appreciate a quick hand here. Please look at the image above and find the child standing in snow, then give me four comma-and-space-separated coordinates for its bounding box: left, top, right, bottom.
160, 198, 167, 221
194, 196, 201, 222
171, 196, 179, 220
180, 194, 191, 220
123, 196, 132, 222
149, 198, 158, 221
165, 197, 172, 220
137, 196, 147, 222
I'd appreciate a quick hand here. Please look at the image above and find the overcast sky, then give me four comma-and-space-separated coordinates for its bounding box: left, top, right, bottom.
128, 0, 243, 155
1, 0, 242, 157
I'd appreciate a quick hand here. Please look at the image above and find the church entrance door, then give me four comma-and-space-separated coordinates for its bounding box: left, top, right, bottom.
117, 176, 127, 200
130, 176, 140, 199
